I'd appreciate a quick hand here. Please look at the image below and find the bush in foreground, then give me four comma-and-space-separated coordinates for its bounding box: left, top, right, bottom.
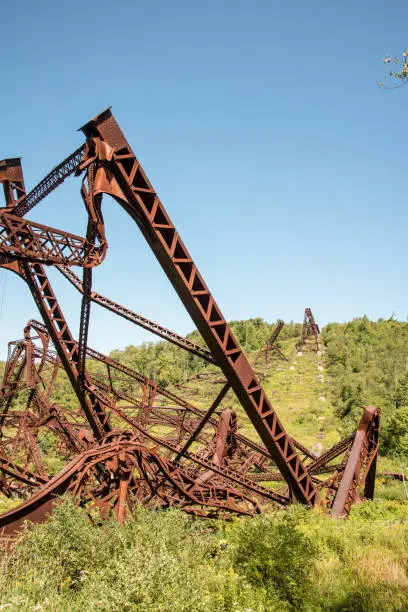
0, 498, 407, 611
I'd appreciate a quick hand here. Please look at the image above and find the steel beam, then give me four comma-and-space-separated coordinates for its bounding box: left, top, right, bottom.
79, 109, 319, 506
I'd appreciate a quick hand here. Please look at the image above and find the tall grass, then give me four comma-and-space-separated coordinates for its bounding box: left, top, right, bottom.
0, 498, 407, 611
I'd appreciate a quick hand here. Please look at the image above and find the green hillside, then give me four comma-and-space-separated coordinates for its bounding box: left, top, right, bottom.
2, 315, 407, 472
107, 316, 408, 499
108, 316, 408, 463
0, 316, 408, 610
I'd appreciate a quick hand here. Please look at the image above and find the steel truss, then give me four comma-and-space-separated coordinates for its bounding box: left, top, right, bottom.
0, 114, 380, 538
299, 308, 320, 351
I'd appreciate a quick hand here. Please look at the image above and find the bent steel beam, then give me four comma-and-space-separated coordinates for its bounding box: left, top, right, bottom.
80, 109, 319, 506
0, 158, 26, 207
299, 308, 319, 351
0, 160, 111, 441
7, 262, 112, 441
331, 405, 380, 518
0, 211, 106, 267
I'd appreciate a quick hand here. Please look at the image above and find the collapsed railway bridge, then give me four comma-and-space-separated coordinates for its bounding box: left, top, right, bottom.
0, 109, 380, 539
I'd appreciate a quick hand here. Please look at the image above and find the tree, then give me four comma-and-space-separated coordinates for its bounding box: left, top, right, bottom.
383, 406, 408, 457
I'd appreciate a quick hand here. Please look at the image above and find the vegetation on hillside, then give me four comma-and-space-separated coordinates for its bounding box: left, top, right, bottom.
3, 316, 408, 460
109, 317, 301, 387
106, 315, 408, 458
0, 316, 407, 609
322, 317, 408, 457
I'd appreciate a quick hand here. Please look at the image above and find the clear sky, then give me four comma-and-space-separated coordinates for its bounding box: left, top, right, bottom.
0, 0, 407, 358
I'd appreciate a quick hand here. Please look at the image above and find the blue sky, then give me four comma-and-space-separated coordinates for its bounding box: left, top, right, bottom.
0, 1, 407, 358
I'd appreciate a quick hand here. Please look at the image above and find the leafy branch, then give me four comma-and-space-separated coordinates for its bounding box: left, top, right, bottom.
378, 50, 408, 88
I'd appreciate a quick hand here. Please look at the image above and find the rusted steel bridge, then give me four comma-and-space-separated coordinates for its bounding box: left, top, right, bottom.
0, 110, 380, 538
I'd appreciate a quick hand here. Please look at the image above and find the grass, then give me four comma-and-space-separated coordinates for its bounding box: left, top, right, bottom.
167, 336, 342, 453
0, 333, 407, 610
255, 339, 341, 450
0, 498, 407, 611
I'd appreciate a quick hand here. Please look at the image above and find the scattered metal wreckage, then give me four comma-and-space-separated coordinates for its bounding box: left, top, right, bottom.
0, 110, 380, 539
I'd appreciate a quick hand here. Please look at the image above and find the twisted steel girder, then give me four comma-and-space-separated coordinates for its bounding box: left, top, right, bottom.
0, 112, 382, 535
331, 406, 380, 517
79, 109, 319, 506
0, 211, 106, 267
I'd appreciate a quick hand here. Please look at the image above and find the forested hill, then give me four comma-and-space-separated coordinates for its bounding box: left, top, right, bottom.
1, 317, 407, 611
110, 316, 408, 458
110, 318, 302, 386
1, 316, 407, 459
322, 318, 408, 456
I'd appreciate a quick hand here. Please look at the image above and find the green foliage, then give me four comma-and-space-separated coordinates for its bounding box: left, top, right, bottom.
109, 317, 298, 387
1, 499, 408, 611
394, 374, 408, 408
0, 499, 262, 611
322, 318, 408, 446
382, 406, 408, 458
110, 340, 199, 387
229, 508, 318, 607
303, 501, 408, 611
51, 369, 78, 408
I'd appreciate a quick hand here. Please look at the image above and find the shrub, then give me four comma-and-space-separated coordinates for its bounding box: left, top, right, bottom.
382, 406, 408, 458
1, 498, 408, 611
0, 498, 265, 611
229, 508, 318, 608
